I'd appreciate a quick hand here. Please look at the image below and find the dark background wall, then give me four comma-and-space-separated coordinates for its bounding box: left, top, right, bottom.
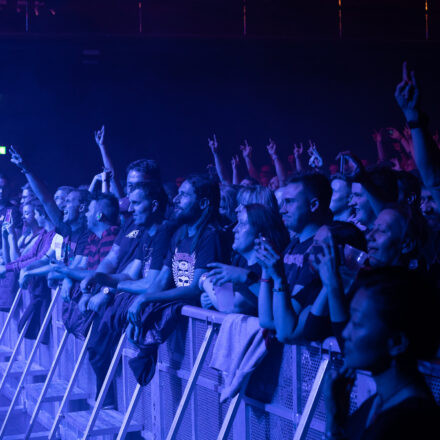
0, 1, 439, 192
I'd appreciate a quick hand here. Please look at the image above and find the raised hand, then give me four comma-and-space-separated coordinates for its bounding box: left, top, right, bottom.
266, 138, 277, 159
371, 128, 383, 143
394, 61, 420, 121
240, 140, 252, 159
307, 140, 323, 168
310, 228, 340, 289
231, 154, 240, 169
94, 125, 105, 148
208, 134, 219, 155
9, 145, 28, 171
403, 124, 412, 140
335, 151, 366, 182
254, 236, 284, 282
293, 143, 303, 158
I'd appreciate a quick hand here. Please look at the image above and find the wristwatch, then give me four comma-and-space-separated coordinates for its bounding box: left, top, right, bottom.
102, 287, 114, 296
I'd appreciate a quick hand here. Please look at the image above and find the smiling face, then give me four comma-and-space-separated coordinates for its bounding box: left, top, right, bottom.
343, 288, 392, 373
172, 180, 199, 223
366, 209, 405, 267
349, 183, 375, 227
279, 182, 310, 234
54, 189, 69, 211
85, 200, 98, 230
232, 208, 256, 255
128, 188, 154, 226
63, 191, 83, 224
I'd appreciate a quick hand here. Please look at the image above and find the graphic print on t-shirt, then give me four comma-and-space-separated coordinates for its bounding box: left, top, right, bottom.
172, 250, 196, 287
126, 229, 141, 239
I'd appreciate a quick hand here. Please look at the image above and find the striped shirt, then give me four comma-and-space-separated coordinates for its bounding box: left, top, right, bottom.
84, 225, 120, 270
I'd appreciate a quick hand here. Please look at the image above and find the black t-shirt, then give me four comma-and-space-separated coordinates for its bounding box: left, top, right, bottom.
62, 226, 91, 264
114, 220, 146, 273
283, 236, 321, 308
164, 223, 227, 288
134, 224, 173, 277
345, 395, 439, 440
231, 251, 262, 280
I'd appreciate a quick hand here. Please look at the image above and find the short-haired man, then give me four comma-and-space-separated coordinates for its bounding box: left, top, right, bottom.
257, 172, 333, 343
69, 181, 170, 406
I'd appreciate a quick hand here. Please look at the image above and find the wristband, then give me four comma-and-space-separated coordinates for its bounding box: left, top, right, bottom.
260, 278, 271, 283
273, 285, 288, 293
407, 112, 429, 129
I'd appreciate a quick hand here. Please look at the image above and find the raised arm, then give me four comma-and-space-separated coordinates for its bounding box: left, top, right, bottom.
94, 126, 124, 198
293, 143, 304, 173
255, 237, 300, 342
267, 138, 287, 186
231, 155, 240, 185
208, 134, 230, 184
240, 140, 259, 181
394, 62, 440, 201
372, 129, 386, 163
9, 146, 66, 234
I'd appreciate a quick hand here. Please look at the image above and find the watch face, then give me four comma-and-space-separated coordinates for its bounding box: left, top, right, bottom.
103, 287, 110, 295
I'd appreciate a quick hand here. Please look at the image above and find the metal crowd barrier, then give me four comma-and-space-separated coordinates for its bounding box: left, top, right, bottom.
0, 288, 439, 439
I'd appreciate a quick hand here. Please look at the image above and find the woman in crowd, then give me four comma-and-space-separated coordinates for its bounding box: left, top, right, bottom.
324, 267, 439, 440
201, 203, 289, 314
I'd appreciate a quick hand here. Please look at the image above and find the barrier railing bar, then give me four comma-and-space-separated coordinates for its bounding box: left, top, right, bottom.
81, 332, 127, 439
115, 383, 142, 440
0, 320, 30, 395
293, 355, 330, 440
0, 287, 62, 438
166, 324, 216, 440
0, 288, 22, 346
217, 375, 251, 440
49, 321, 95, 440
24, 329, 70, 440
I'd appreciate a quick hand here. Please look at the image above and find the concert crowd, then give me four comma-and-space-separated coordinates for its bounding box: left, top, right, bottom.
0, 63, 439, 439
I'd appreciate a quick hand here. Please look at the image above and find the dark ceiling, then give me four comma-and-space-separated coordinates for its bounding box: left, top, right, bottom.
0, 1, 438, 41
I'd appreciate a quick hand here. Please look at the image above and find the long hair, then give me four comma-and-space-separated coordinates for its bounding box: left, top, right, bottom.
245, 203, 290, 253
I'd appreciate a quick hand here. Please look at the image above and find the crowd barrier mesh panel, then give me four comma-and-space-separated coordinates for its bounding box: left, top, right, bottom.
159, 370, 193, 440
120, 349, 153, 434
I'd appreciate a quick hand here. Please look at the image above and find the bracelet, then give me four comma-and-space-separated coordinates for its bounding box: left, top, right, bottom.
260, 278, 271, 283
407, 112, 429, 129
